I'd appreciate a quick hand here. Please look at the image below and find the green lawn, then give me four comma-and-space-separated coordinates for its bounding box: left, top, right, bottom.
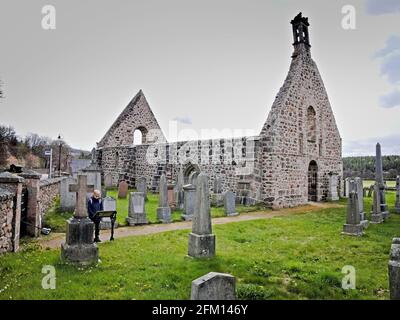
1, 192, 399, 300
363, 180, 396, 188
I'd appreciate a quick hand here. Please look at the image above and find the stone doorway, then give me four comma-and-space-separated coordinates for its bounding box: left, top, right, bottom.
308, 160, 318, 201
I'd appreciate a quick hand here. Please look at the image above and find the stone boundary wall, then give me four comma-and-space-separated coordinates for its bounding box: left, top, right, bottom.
0, 187, 14, 253
39, 177, 64, 216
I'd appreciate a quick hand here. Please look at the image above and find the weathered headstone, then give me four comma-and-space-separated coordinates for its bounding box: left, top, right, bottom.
100, 196, 119, 230
224, 191, 238, 216
342, 188, 363, 236
191, 272, 236, 300
104, 173, 113, 189
344, 178, 350, 198
395, 176, 400, 214
60, 177, 77, 212
127, 192, 148, 225
327, 173, 339, 201
174, 167, 184, 210
136, 177, 147, 200
375, 143, 389, 220
182, 184, 196, 221
118, 180, 128, 199
213, 177, 223, 194
388, 238, 400, 300
61, 174, 98, 265
167, 183, 176, 210
81, 163, 102, 198
157, 174, 171, 223
371, 182, 384, 224
188, 173, 215, 258
353, 177, 368, 228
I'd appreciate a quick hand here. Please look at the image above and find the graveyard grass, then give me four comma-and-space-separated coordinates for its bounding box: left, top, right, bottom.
0, 192, 398, 300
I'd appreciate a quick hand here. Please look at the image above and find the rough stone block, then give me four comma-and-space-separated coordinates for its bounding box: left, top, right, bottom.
188, 233, 215, 258
191, 272, 236, 300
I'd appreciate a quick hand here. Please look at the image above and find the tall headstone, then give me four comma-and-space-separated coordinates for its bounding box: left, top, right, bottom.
104, 173, 113, 189
100, 196, 119, 230
136, 177, 147, 200
191, 272, 236, 300
188, 173, 215, 258
395, 176, 400, 214
353, 177, 368, 228
61, 174, 98, 265
118, 180, 128, 199
344, 178, 350, 198
342, 189, 364, 236
375, 143, 389, 219
174, 167, 184, 210
157, 174, 171, 223
327, 173, 339, 201
60, 177, 77, 212
127, 192, 148, 225
371, 182, 384, 224
224, 191, 238, 216
182, 184, 196, 221
388, 238, 400, 300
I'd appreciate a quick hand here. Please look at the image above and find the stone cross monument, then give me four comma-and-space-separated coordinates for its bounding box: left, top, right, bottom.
61, 174, 99, 265
188, 172, 215, 258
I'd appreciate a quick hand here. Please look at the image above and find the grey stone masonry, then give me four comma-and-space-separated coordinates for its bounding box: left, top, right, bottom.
342, 190, 364, 236
127, 192, 148, 225
327, 173, 339, 201
182, 184, 196, 221
61, 175, 98, 265
60, 177, 77, 212
188, 173, 216, 258
157, 174, 171, 223
191, 272, 236, 300
371, 182, 384, 224
395, 176, 400, 214
375, 143, 389, 220
388, 238, 400, 300
100, 196, 119, 230
224, 191, 238, 216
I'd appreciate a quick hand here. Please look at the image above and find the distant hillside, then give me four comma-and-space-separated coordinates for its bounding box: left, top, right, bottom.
343, 156, 400, 179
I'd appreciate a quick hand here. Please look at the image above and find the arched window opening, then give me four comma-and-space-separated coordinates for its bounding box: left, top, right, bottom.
307, 106, 317, 143
133, 127, 148, 145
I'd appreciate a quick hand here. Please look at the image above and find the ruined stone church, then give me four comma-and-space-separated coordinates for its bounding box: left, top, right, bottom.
95, 13, 342, 209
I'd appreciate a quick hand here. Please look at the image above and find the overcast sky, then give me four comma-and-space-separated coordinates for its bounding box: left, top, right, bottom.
0, 0, 399, 156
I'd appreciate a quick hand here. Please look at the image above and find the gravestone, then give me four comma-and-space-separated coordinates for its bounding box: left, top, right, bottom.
388, 238, 400, 300
342, 189, 364, 236
157, 174, 171, 223
191, 272, 236, 300
167, 183, 176, 210
375, 143, 389, 219
61, 174, 98, 265
224, 191, 238, 216
136, 177, 147, 200
100, 196, 119, 230
188, 171, 198, 186
371, 182, 384, 224
213, 177, 223, 194
344, 178, 350, 198
395, 176, 400, 214
104, 173, 113, 189
353, 178, 368, 228
182, 184, 196, 221
327, 173, 339, 201
127, 192, 148, 225
118, 180, 129, 199
188, 173, 215, 258
60, 177, 77, 212
174, 167, 184, 210
81, 163, 102, 198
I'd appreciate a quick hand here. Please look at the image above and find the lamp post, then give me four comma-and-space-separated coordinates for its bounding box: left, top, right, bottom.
57, 134, 62, 177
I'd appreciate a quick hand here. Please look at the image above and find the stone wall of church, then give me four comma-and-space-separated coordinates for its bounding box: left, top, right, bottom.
0, 188, 14, 254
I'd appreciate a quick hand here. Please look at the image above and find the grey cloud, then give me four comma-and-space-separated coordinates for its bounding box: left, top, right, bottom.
380, 89, 400, 108
380, 52, 400, 84
366, 0, 400, 15
343, 134, 400, 156
173, 116, 193, 125
374, 35, 400, 58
